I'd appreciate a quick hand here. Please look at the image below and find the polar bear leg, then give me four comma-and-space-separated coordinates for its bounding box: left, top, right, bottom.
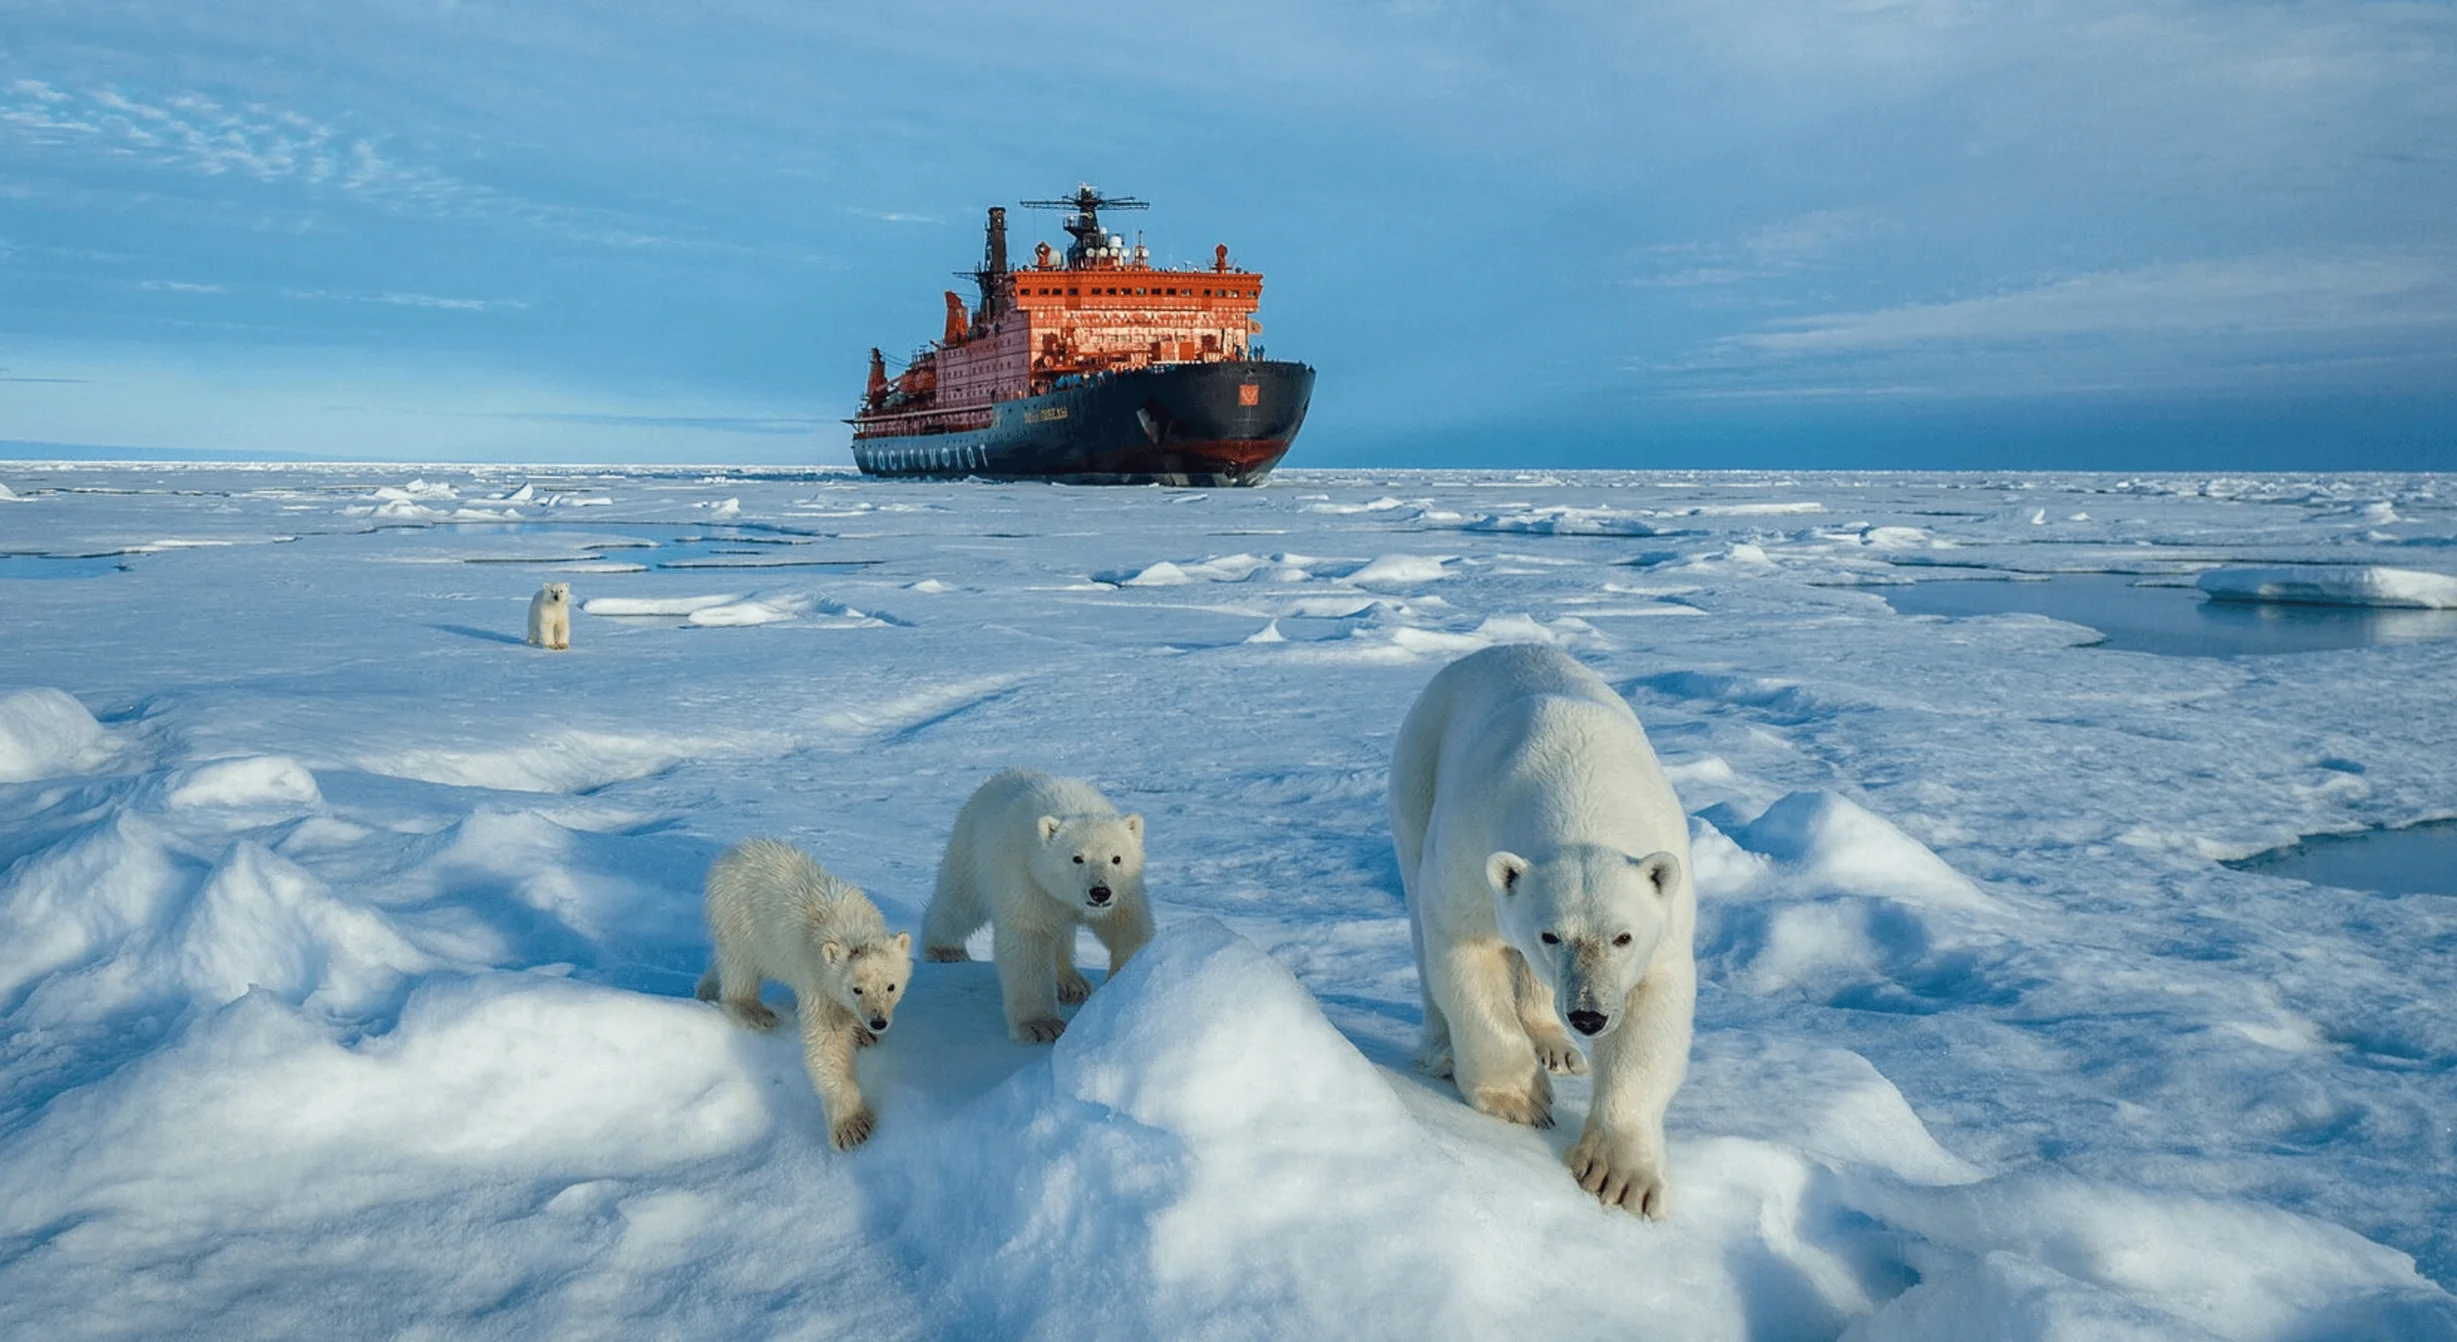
800, 1000, 874, 1151
1054, 926, 1092, 1004
1567, 969, 1694, 1218
700, 947, 777, 1031
1510, 950, 1588, 1076
1093, 895, 1154, 975
993, 913, 1067, 1043
921, 840, 986, 962
1430, 939, 1551, 1128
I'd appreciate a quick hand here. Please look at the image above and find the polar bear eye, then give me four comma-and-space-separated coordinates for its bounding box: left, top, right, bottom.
1072, 855, 1085, 864
1539, 932, 1559, 945
1613, 933, 1633, 947
852, 987, 863, 996
1110, 855, 1122, 865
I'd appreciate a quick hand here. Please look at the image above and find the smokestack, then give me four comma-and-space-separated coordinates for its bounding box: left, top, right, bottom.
978, 207, 1012, 322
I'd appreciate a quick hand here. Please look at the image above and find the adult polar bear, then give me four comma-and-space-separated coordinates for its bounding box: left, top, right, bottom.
1392, 643, 1696, 1218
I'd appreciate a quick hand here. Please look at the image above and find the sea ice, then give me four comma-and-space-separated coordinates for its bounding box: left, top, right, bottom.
2198, 565, 2457, 609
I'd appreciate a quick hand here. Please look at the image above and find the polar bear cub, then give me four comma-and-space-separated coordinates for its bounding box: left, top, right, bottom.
922, 768, 1154, 1043
1391, 643, 1697, 1218
697, 838, 913, 1151
527, 581, 572, 650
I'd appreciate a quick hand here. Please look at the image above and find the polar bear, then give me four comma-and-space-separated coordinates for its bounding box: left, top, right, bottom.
922, 768, 1154, 1043
1390, 643, 1696, 1218
696, 838, 913, 1151
527, 581, 572, 650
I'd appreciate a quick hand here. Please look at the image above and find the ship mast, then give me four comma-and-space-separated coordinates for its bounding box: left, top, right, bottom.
1022, 184, 1147, 268
971, 205, 1013, 324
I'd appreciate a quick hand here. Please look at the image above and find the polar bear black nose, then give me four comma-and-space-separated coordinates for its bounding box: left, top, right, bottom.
869, 1016, 888, 1032
1088, 885, 1113, 906
1568, 1010, 1608, 1036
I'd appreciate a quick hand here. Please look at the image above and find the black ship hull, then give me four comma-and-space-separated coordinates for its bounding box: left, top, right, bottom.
852, 360, 1315, 487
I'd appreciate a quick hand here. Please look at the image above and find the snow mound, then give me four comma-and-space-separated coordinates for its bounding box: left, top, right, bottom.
1297, 495, 1412, 515
372, 478, 458, 502
0, 687, 117, 782
162, 755, 321, 810
1458, 505, 1660, 536
2197, 565, 2457, 609
584, 594, 743, 616
1842, 1174, 2456, 1342
687, 595, 805, 626
355, 728, 706, 793
1727, 790, 1993, 911
1103, 554, 1275, 586
0, 480, 22, 501
1344, 554, 1453, 587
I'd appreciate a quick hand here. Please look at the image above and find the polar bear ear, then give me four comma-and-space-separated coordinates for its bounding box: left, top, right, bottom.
1038, 815, 1064, 843
821, 940, 849, 966
1630, 851, 1682, 898
1122, 813, 1144, 840
1486, 851, 1529, 896
890, 930, 912, 955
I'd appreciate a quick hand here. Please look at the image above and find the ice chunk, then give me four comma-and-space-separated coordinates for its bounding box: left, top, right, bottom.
1728, 791, 1993, 912
2197, 565, 2457, 609
0, 687, 116, 782
582, 594, 744, 616
1344, 554, 1453, 587
686, 597, 804, 626
162, 756, 321, 811
1460, 506, 1660, 536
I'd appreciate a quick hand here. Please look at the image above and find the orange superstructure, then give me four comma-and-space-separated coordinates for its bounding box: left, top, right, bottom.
858, 189, 1267, 433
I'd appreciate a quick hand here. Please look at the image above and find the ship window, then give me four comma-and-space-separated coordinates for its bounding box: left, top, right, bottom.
1067, 288, 1078, 296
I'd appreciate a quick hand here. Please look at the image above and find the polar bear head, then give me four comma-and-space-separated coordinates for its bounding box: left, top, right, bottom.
1030, 811, 1147, 916
538, 581, 570, 606
1487, 844, 1683, 1040
819, 931, 914, 1035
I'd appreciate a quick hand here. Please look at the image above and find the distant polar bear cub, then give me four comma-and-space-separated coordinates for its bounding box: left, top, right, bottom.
698, 838, 913, 1151
923, 768, 1153, 1043
1391, 643, 1697, 1219
527, 581, 571, 650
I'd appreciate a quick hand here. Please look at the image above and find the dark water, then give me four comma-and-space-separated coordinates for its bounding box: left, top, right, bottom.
2226, 821, 2457, 897
1883, 573, 2457, 657
0, 553, 126, 579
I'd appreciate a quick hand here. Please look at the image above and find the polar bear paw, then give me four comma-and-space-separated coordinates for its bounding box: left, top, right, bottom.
725, 1000, 779, 1032
1056, 969, 1093, 1005
924, 945, 969, 963
1567, 1131, 1671, 1220
1530, 1032, 1589, 1076
1469, 1077, 1554, 1130
1015, 1016, 1068, 1044
830, 1106, 877, 1152
852, 1026, 878, 1049
1418, 1045, 1456, 1079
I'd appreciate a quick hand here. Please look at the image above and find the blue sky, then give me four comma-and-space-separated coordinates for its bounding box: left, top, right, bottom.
2, 0, 2451, 468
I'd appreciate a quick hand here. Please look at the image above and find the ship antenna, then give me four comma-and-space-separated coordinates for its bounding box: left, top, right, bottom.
1021, 183, 1147, 267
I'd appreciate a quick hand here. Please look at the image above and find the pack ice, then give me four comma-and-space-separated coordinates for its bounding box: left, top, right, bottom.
0, 463, 2452, 1340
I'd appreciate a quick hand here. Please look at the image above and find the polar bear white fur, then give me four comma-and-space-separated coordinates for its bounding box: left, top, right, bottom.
1391, 643, 1697, 1218
696, 838, 913, 1150
922, 768, 1153, 1043
527, 582, 572, 650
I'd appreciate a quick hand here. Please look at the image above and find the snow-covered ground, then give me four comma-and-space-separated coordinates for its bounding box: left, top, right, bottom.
2, 463, 2454, 1340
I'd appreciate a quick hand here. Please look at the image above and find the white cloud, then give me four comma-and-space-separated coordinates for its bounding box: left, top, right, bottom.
282, 290, 528, 312
1728, 255, 2457, 355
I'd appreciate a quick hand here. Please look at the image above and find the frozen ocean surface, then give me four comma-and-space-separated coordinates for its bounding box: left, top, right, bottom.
1, 463, 2453, 1340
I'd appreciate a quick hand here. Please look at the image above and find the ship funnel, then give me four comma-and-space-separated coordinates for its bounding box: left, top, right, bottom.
977, 207, 1012, 321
